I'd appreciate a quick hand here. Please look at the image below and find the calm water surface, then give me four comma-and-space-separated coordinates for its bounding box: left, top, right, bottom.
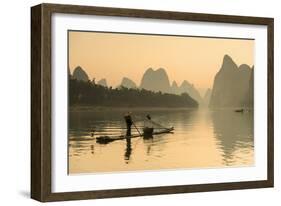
68, 108, 254, 174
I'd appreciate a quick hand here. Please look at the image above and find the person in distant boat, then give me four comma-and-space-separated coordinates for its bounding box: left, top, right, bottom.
124, 112, 133, 136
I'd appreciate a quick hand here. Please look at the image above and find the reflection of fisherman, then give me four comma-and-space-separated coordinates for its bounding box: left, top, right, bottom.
124, 134, 132, 162
124, 112, 133, 163
124, 112, 133, 136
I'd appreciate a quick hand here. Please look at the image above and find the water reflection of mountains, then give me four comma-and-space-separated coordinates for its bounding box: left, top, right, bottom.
69, 109, 253, 166
211, 110, 253, 165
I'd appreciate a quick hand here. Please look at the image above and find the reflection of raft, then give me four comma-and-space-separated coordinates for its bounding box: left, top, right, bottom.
96, 127, 174, 144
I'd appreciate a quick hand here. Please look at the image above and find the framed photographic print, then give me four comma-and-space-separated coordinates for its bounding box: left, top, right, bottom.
31, 3, 274, 202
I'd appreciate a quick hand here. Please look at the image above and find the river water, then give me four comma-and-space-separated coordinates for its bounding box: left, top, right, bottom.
68, 108, 254, 174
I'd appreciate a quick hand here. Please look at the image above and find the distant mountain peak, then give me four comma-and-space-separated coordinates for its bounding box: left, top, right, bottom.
120, 77, 137, 89
238, 64, 251, 71
73, 66, 84, 74
146, 68, 154, 73
181, 80, 193, 88
122, 77, 132, 81
209, 55, 253, 108
156, 68, 166, 72
222, 54, 237, 70
97, 78, 107, 87
176, 80, 203, 105
140, 67, 170, 93
171, 80, 178, 87
72, 66, 89, 81
223, 54, 234, 63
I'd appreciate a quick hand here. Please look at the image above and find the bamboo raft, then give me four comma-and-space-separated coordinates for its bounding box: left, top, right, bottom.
96, 127, 174, 144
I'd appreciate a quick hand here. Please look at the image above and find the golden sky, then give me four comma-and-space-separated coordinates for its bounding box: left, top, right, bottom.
69, 31, 254, 91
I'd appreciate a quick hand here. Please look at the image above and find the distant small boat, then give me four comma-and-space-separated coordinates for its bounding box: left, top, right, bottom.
234, 109, 244, 113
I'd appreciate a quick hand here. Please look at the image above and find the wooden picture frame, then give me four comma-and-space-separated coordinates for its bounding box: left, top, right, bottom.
31, 3, 274, 202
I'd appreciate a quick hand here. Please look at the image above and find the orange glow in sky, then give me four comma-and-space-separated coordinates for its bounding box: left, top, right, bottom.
69, 31, 254, 90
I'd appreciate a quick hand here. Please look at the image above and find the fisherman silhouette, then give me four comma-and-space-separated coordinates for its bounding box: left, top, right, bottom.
124, 112, 133, 136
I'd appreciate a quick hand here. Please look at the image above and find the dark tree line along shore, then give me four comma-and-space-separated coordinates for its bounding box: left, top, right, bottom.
69, 78, 198, 108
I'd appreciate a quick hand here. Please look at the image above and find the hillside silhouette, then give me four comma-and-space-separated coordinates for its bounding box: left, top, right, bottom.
209, 55, 254, 108
69, 78, 198, 108
69, 54, 253, 109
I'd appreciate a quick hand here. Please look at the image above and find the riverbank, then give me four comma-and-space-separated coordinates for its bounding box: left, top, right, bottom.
69, 105, 198, 112
69, 105, 253, 112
